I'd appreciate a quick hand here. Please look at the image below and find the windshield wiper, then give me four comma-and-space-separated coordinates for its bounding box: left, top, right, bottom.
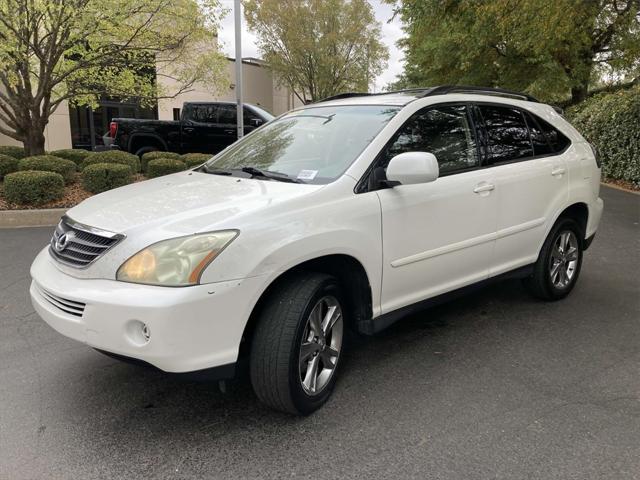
198, 164, 233, 176
239, 166, 303, 184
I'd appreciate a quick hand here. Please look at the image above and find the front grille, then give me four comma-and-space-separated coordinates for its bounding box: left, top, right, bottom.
49, 216, 124, 268
35, 283, 86, 317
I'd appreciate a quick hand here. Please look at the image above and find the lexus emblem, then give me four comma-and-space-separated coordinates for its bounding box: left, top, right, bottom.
54, 232, 74, 253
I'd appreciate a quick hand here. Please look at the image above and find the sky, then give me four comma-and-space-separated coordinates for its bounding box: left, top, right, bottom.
216, 0, 405, 92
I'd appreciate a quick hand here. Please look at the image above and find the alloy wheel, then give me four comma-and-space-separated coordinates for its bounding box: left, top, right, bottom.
549, 230, 579, 289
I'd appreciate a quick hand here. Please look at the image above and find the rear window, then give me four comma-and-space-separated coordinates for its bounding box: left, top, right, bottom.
478, 105, 533, 164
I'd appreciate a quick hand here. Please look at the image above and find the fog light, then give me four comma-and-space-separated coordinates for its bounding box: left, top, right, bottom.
125, 320, 151, 346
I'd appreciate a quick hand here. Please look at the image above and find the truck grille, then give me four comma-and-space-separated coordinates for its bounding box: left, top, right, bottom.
35, 283, 86, 317
49, 216, 124, 268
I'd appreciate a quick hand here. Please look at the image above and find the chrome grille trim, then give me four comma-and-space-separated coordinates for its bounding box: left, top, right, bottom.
49, 215, 124, 268
35, 284, 86, 318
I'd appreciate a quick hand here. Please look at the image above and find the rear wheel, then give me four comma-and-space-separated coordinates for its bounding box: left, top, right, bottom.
524, 217, 584, 300
250, 272, 345, 415
134, 146, 159, 157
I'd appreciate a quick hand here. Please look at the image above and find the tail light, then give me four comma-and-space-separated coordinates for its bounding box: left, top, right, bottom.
109, 121, 118, 138
589, 143, 601, 168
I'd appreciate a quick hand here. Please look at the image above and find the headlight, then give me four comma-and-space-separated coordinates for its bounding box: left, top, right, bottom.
116, 230, 238, 286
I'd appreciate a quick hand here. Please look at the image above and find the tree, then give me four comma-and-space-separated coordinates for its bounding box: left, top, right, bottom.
243, 0, 389, 103
387, 0, 640, 104
0, 0, 228, 155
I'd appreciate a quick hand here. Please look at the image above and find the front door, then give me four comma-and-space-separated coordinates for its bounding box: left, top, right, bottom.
376, 104, 498, 314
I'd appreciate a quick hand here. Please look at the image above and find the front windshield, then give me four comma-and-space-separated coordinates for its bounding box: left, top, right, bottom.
205, 105, 400, 184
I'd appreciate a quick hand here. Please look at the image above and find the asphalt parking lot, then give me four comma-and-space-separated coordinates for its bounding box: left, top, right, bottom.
1, 185, 638, 480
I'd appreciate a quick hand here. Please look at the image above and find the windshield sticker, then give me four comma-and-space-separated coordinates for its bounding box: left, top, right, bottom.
297, 170, 318, 181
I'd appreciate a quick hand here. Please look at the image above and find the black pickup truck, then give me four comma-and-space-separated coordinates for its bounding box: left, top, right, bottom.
105, 102, 275, 156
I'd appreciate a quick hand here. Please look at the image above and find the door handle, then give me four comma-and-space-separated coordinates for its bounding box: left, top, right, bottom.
224, 129, 235, 135
473, 183, 495, 194
183, 127, 194, 133
551, 167, 566, 176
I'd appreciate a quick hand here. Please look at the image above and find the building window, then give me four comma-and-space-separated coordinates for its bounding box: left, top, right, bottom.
173, 108, 181, 121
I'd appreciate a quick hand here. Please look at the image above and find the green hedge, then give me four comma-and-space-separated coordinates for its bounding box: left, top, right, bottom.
18, 155, 77, 184
147, 158, 186, 178
82, 163, 133, 193
181, 153, 212, 168
3, 171, 65, 205
141, 151, 181, 172
567, 86, 640, 185
81, 150, 140, 173
50, 148, 93, 166
0, 154, 20, 178
0, 146, 27, 159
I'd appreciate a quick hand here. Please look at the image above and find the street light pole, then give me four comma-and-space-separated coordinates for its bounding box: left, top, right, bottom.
234, 0, 244, 139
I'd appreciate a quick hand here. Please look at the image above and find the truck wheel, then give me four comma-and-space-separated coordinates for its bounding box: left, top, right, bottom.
250, 272, 345, 415
134, 146, 158, 157
524, 217, 584, 301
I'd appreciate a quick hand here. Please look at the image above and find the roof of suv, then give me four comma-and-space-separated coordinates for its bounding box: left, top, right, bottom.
314, 85, 541, 107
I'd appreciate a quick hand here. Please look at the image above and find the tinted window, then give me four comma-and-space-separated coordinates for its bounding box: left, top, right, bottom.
188, 105, 218, 123
217, 104, 237, 124
479, 105, 533, 164
381, 105, 478, 174
536, 116, 570, 152
524, 113, 554, 156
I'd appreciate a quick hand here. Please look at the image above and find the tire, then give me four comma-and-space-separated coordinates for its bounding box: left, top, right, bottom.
524, 217, 584, 301
134, 146, 159, 157
250, 272, 346, 415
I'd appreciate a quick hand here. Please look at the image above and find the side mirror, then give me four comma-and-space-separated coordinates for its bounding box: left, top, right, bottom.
386, 152, 439, 186
250, 118, 264, 128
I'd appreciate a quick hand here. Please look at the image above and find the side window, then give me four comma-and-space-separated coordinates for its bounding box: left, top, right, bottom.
217, 104, 237, 124
535, 115, 570, 152
524, 112, 554, 156
479, 105, 533, 164
380, 104, 479, 175
188, 105, 218, 124
243, 107, 261, 126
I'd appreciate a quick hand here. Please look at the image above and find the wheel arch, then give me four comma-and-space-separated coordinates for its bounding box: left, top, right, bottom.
238, 254, 374, 359
128, 134, 168, 154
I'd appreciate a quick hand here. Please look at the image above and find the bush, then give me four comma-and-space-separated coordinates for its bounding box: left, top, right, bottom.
141, 151, 181, 172
80, 150, 140, 173
18, 155, 77, 184
147, 158, 187, 178
0, 146, 27, 159
3, 171, 65, 205
181, 153, 212, 168
82, 163, 133, 193
0, 154, 20, 178
567, 85, 640, 186
50, 148, 93, 166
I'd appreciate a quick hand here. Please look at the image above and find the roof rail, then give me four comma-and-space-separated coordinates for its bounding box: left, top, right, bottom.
318, 92, 372, 102
422, 85, 539, 103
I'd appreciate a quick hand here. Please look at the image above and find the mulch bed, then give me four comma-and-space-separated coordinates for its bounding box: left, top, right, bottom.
603, 178, 639, 192
0, 173, 146, 211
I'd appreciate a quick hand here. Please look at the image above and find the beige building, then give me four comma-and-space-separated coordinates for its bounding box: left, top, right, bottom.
0, 58, 300, 151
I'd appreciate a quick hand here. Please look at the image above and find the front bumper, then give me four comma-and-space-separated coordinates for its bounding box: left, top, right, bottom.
29, 248, 266, 373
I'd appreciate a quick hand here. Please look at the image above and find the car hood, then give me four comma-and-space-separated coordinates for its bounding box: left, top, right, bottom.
67, 171, 324, 235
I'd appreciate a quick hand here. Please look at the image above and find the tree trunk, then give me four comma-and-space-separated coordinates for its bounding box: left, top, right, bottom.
22, 127, 46, 156
570, 83, 589, 104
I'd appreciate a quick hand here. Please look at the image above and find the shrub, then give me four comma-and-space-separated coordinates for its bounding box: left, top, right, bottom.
141, 151, 181, 172
3, 171, 65, 205
0, 146, 27, 159
567, 85, 640, 186
80, 150, 140, 173
18, 155, 77, 184
0, 154, 20, 178
181, 153, 212, 168
50, 148, 93, 166
147, 158, 187, 178
82, 163, 133, 193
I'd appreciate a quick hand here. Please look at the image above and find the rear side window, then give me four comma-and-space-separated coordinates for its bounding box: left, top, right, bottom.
380, 104, 479, 175
524, 112, 554, 156
534, 115, 570, 152
187, 105, 218, 124
478, 105, 533, 164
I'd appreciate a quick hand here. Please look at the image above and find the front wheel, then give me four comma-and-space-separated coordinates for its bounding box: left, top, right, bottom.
250, 272, 345, 415
524, 217, 584, 300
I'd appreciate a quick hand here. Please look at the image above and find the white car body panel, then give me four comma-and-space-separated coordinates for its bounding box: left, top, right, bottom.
30, 91, 604, 373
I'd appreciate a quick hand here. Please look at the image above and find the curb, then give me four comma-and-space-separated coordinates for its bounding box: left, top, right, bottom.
601, 182, 639, 195
0, 208, 66, 228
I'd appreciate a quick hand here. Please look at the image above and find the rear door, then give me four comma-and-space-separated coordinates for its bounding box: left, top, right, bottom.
181, 104, 221, 153
475, 104, 569, 276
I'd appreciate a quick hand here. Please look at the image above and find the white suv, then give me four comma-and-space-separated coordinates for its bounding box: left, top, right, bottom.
30, 86, 604, 415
